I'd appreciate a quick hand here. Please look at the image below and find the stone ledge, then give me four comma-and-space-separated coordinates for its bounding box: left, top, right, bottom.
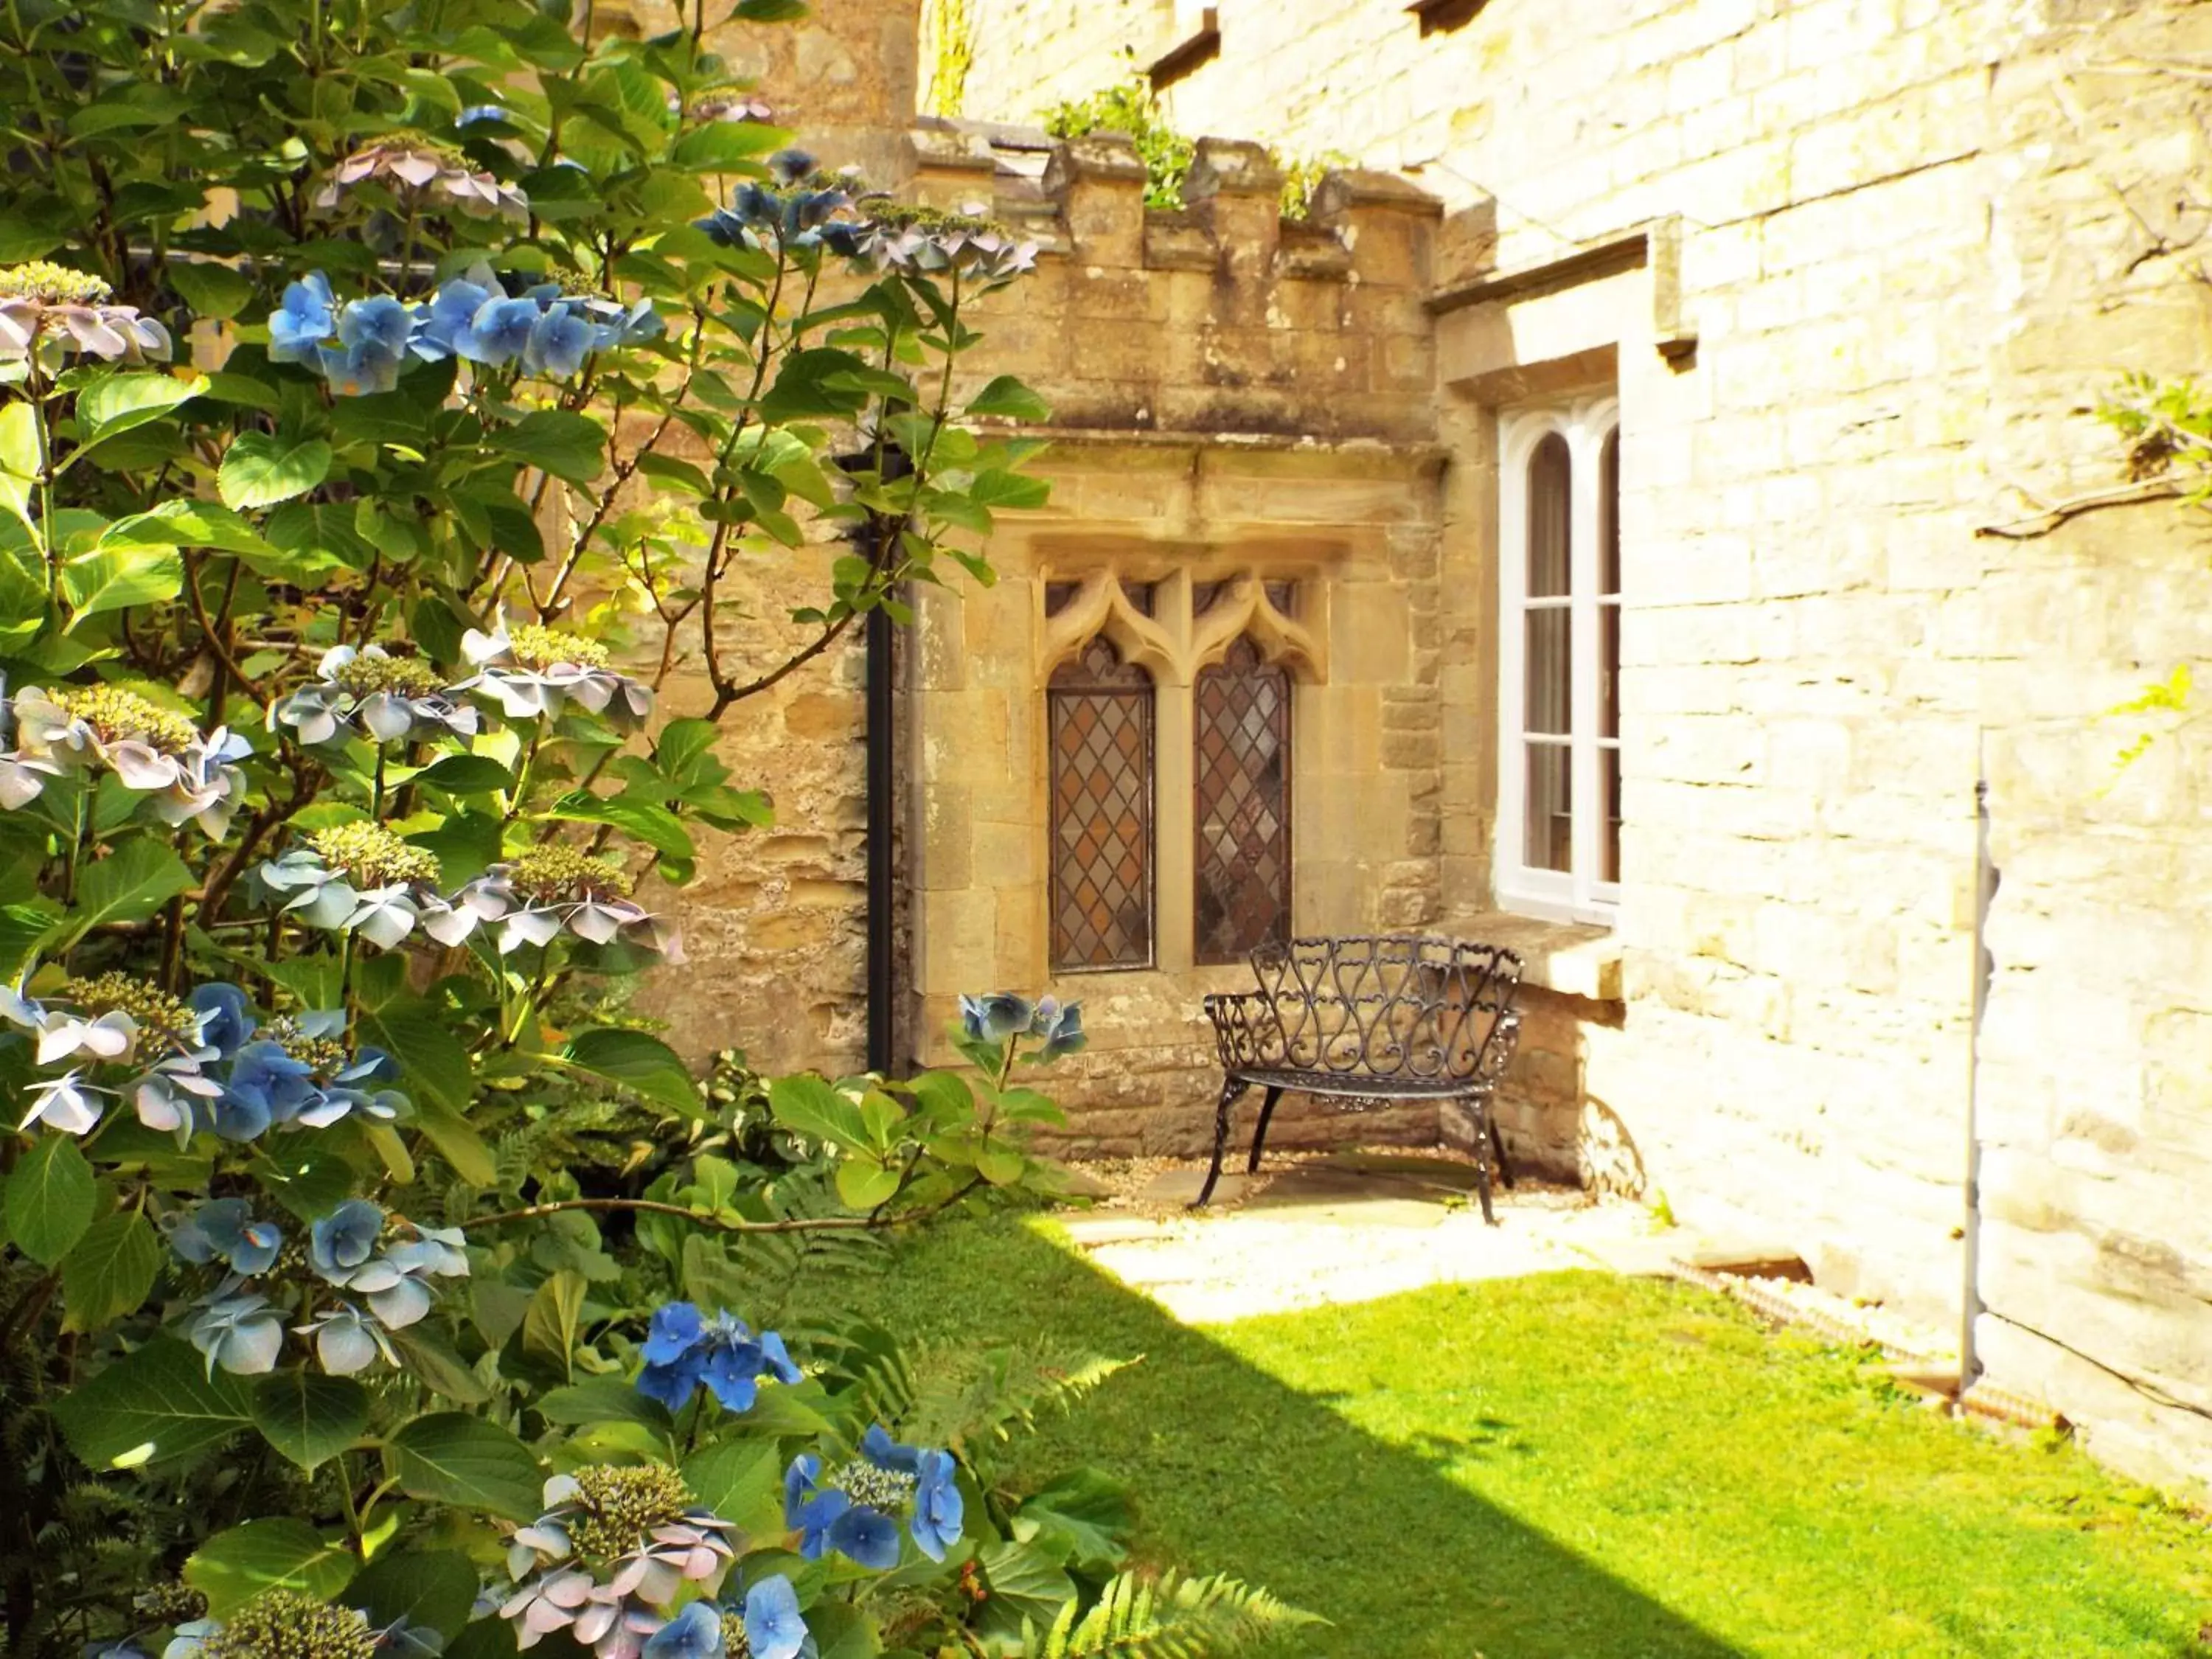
1456, 911, 1622, 1001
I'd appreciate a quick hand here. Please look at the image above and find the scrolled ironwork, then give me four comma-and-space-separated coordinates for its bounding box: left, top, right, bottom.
1196, 934, 1525, 1220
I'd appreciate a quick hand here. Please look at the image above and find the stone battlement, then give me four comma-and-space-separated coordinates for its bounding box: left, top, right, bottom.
905, 121, 1441, 442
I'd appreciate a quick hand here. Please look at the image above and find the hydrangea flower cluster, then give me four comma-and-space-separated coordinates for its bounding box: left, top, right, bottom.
1, 978, 408, 1141
271, 644, 479, 747
457, 615, 655, 728
501, 1468, 740, 1659
784, 1425, 964, 1569
635, 1301, 801, 1414
959, 991, 1086, 1059
847, 203, 1040, 282
315, 136, 529, 221
695, 150, 866, 259
267, 267, 660, 397
162, 1589, 392, 1659
183, 1196, 468, 1376
0, 261, 172, 365
255, 830, 682, 959
639, 1585, 809, 1659
0, 681, 250, 836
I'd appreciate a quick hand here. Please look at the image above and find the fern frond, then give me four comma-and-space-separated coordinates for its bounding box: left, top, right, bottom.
1042, 1571, 1324, 1658
853, 1338, 1135, 1463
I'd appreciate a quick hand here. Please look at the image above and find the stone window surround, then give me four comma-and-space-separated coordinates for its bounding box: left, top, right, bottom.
1037, 566, 1325, 979
1496, 392, 1621, 928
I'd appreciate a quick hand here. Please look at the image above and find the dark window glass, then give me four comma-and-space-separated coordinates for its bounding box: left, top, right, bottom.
1048, 637, 1155, 970
1194, 637, 1293, 965
1043, 580, 1078, 616
1527, 432, 1571, 598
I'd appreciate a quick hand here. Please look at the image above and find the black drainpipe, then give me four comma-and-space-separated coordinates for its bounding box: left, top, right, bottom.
865, 588, 894, 1077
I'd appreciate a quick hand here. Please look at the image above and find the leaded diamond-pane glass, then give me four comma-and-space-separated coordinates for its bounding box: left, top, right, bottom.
1194, 636, 1292, 965
1049, 638, 1154, 970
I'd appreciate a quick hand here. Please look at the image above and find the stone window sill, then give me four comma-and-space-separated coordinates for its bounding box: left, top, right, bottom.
1457, 911, 1621, 1002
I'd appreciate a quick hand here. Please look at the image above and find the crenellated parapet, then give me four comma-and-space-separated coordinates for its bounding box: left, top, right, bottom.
901, 120, 1441, 442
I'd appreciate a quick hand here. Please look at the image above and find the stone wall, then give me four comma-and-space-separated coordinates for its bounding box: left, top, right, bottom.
630, 0, 2212, 1486
941, 0, 2212, 1489
1970, 0, 2212, 1492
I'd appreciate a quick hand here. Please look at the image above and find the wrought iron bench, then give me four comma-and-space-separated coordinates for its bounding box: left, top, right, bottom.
1197, 934, 1525, 1221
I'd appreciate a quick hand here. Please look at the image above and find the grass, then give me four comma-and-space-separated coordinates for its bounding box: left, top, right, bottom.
840, 1212, 2212, 1659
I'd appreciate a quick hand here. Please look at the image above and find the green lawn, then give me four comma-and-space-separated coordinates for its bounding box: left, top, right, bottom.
842, 1213, 2212, 1659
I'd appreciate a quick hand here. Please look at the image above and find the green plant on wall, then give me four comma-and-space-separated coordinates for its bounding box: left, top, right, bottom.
1043, 71, 1197, 210
2093, 372, 2211, 761
1279, 150, 1356, 222
924, 0, 975, 119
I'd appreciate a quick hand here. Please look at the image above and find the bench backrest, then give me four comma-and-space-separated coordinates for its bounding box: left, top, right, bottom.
1242, 934, 1522, 1086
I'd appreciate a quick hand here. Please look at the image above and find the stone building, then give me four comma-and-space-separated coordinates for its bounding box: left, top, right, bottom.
646, 0, 2212, 1492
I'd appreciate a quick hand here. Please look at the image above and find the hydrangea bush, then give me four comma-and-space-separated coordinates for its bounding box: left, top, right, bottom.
0, 2, 1312, 1657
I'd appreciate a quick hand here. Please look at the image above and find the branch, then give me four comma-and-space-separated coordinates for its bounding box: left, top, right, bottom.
1975, 477, 2184, 539
456, 1178, 987, 1234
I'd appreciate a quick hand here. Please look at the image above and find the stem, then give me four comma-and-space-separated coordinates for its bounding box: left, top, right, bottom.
456, 1183, 986, 1234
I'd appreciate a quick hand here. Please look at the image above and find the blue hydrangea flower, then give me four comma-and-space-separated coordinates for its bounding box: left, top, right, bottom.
417, 276, 496, 358
187, 981, 254, 1057
460, 294, 540, 365
783, 1430, 949, 1571
188, 1292, 285, 1376
524, 303, 594, 378
959, 992, 1034, 1044
909, 1448, 964, 1561
218, 1039, 315, 1137
737, 1576, 809, 1659
1032, 997, 1086, 1060
268, 272, 336, 364
310, 1199, 385, 1281
639, 1603, 718, 1659
166, 1197, 282, 1276
636, 1301, 802, 1413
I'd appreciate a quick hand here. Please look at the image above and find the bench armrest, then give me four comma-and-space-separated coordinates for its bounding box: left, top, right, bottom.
1203, 990, 1288, 1073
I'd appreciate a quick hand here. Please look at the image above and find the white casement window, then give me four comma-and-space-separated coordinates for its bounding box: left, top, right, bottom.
1498, 396, 1621, 925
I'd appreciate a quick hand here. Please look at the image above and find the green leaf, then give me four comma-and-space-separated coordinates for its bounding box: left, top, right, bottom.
60, 1208, 161, 1332
493, 410, 607, 486
413, 754, 518, 794
167, 260, 258, 320
520, 1269, 587, 1380
542, 790, 695, 860
186, 1520, 357, 1617
59, 540, 183, 623
250, 1144, 360, 1221
105, 498, 274, 557
43, 841, 192, 950
835, 1158, 902, 1211
52, 1337, 255, 1469
383, 1322, 492, 1405
386, 1413, 543, 1522
252, 1371, 371, 1471
5, 1134, 95, 1265
558, 1029, 699, 1115
0, 402, 46, 533
965, 375, 1052, 422
537, 1375, 670, 1431
967, 468, 1051, 510
1012, 1467, 1132, 1572
77, 371, 210, 445
343, 1551, 481, 1641
218, 432, 333, 510
360, 999, 475, 1114
681, 1438, 785, 1537
768, 1074, 872, 1152
975, 1540, 1079, 1642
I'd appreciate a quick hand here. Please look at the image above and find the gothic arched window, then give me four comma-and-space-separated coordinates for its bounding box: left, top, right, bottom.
1048, 636, 1155, 970
1193, 636, 1292, 964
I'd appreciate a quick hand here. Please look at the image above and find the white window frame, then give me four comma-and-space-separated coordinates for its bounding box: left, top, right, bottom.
1497, 394, 1621, 926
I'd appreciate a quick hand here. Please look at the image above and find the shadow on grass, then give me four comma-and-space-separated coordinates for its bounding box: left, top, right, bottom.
843, 1214, 1746, 1659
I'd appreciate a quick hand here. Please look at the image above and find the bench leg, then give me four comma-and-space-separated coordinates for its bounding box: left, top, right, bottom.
1245, 1085, 1285, 1174
1461, 1093, 1499, 1226
1489, 1108, 1515, 1191
1193, 1077, 1251, 1208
